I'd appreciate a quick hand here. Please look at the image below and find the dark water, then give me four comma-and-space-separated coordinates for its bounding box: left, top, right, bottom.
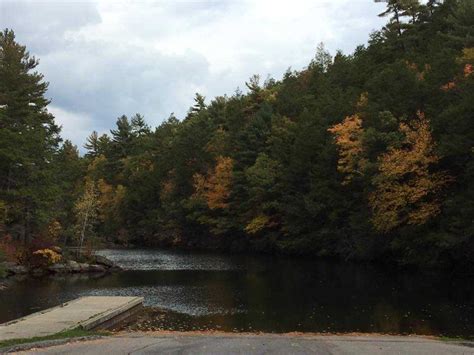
1, 249, 473, 336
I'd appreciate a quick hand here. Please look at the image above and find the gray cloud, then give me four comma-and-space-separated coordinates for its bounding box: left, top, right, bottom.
1, 0, 101, 55
43, 41, 210, 130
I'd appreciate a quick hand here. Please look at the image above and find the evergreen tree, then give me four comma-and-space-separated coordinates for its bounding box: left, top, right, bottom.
0, 29, 61, 242
84, 131, 100, 157
130, 113, 150, 136
1, 0, 473, 268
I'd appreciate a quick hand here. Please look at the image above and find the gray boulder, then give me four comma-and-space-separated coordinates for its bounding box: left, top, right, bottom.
88, 264, 106, 273
93, 255, 116, 268
66, 260, 81, 273
1, 262, 15, 275
48, 263, 68, 273
78, 263, 90, 272
3, 262, 28, 275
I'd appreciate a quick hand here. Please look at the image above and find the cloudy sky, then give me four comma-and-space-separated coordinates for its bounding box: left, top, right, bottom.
1, 0, 386, 148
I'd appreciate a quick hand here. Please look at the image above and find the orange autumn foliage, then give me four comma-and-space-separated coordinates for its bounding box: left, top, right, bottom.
464, 63, 473, 77
328, 113, 367, 184
441, 49, 473, 90
441, 81, 456, 91
194, 156, 234, 209
161, 178, 175, 200
405, 61, 431, 81
369, 112, 451, 233
440, 64, 471, 90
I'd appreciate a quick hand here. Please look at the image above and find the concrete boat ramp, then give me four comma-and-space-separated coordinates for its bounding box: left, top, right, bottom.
0, 296, 143, 341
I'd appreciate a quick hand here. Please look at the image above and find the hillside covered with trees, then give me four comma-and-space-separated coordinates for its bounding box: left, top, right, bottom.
1, 0, 473, 269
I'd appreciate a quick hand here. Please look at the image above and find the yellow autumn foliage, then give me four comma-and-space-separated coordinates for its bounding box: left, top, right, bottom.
328, 93, 369, 184
194, 156, 234, 209
369, 112, 451, 232
328, 113, 367, 184
47, 220, 62, 242
97, 179, 125, 222
32, 248, 62, 265
245, 215, 270, 235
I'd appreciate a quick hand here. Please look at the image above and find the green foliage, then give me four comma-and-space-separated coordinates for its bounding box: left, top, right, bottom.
1, 0, 473, 267
0, 29, 74, 244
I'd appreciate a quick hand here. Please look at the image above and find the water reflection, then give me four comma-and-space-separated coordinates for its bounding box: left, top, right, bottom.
0, 249, 473, 336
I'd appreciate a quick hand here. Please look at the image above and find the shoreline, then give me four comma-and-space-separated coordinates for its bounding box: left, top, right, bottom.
113, 329, 445, 339
0, 254, 121, 281
112, 306, 474, 340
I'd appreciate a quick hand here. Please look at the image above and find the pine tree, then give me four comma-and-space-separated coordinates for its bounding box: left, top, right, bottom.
111, 115, 133, 159
130, 113, 150, 136
187, 93, 206, 118
84, 131, 100, 157
310, 42, 332, 72
53, 140, 83, 244
0, 29, 61, 242
375, 0, 422, 50
376, 0, 406, 38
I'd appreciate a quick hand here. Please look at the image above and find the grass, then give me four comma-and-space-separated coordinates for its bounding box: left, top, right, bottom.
0, 328, 110, 350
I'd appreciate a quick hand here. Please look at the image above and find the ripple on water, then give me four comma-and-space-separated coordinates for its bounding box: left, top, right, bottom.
77, 285, 245, 316
1, 249, 474, 336
97, 249, 240, 271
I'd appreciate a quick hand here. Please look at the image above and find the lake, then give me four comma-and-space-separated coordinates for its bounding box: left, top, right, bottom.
1, 249, 473, 336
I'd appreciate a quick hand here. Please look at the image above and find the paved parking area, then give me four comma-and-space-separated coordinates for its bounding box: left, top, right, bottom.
17, 333, 474, 354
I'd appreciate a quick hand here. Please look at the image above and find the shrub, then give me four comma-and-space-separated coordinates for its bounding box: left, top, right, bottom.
31, 248, 62, 268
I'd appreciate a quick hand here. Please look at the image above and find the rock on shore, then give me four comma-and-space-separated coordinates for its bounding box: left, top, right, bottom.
0, 254, 121, 278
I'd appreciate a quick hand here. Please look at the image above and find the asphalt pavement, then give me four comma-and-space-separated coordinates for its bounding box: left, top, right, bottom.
14, 332, 474, 354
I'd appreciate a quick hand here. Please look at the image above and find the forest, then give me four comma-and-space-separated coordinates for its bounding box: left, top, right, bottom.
0, 0, 473, 269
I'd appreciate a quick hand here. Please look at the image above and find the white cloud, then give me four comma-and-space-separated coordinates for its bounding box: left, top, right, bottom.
0, 0, 387, 147
48, 105, 97, 149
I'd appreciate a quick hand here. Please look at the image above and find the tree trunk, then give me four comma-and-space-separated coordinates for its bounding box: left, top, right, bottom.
78, 207, 90, 258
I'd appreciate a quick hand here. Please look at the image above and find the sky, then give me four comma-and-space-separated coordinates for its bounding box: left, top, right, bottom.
0, 0, 387, 149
